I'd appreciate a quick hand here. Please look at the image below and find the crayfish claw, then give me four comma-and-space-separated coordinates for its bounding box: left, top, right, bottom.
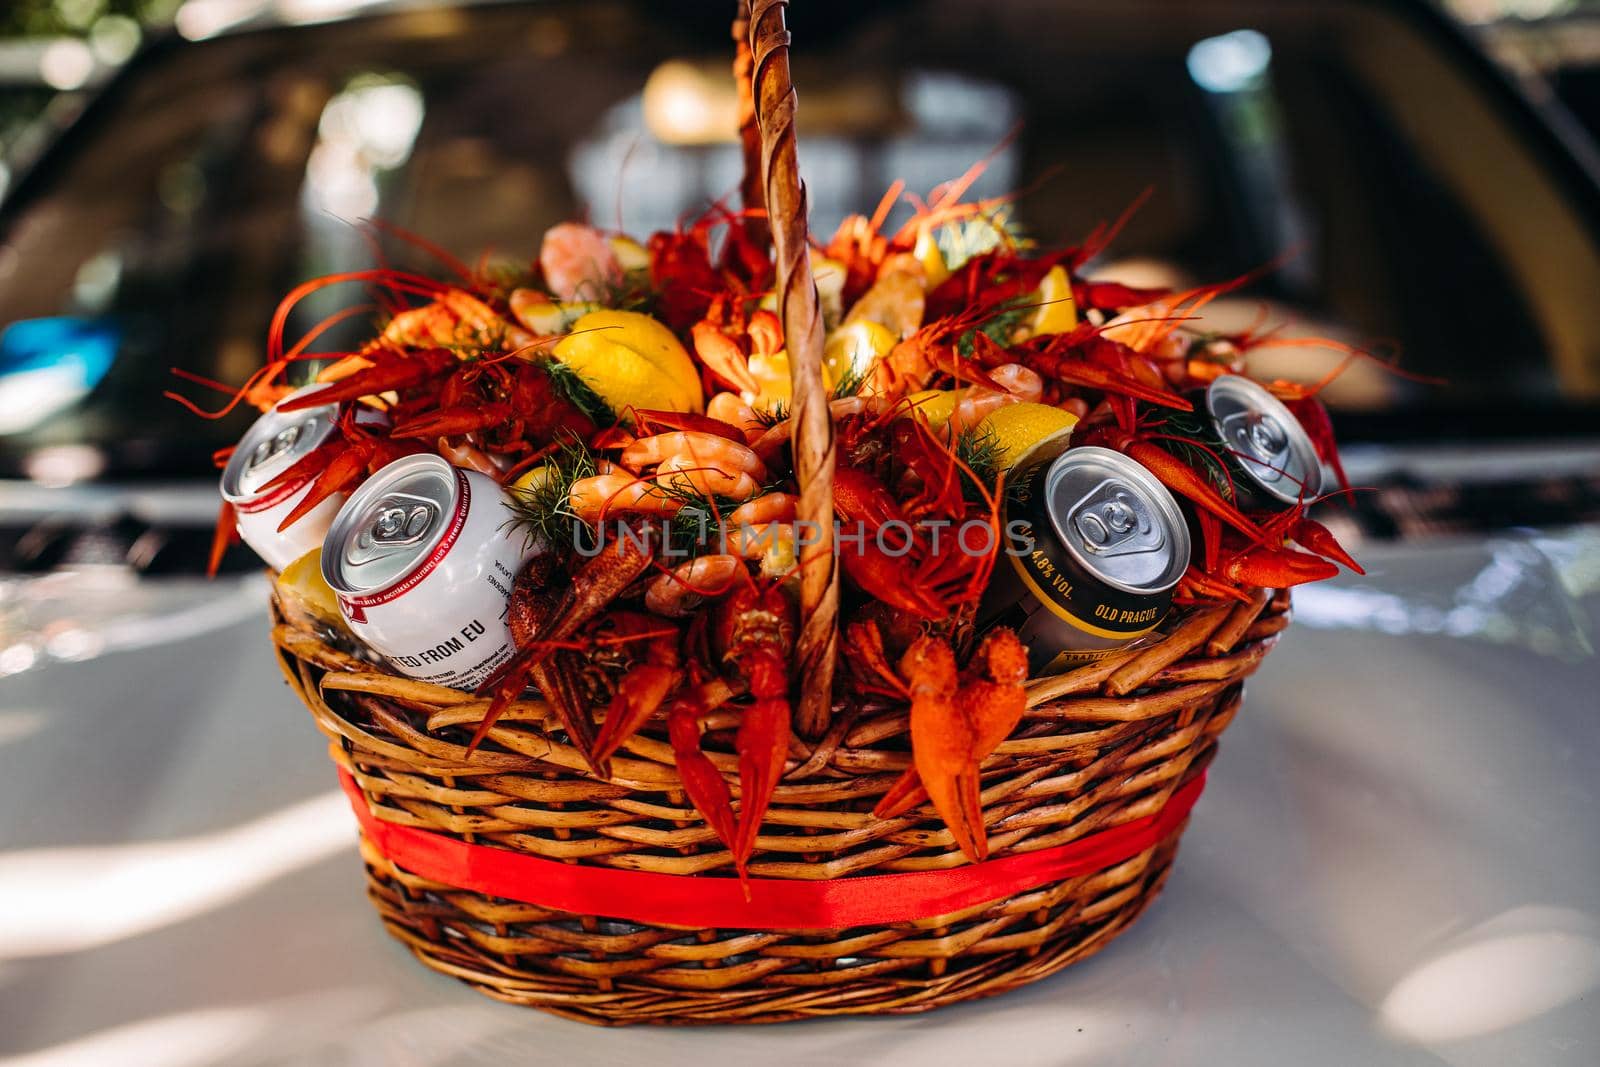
591, 663, 681, 768
536, 652, 605, 777
733, 698, 791, 869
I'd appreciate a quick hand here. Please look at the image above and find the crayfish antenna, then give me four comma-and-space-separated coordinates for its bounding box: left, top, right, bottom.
467, 646, 537, 754
872, 767, 928, 820
207, 501, 237, 579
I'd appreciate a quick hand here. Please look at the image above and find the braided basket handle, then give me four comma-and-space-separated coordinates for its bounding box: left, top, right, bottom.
741, 0, 837, 738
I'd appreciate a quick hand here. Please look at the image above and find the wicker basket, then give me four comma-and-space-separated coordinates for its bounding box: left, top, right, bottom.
266, 0, 1296, 1026
272, 589, 1286, 1025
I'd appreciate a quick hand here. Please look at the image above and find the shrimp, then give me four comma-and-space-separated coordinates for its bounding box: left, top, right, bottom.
621, 430, 768, 499
656, 453, 762, 501
569, 472, 684, 522
573, 429, 772, 517
948, 363, 1044, 433
727, 492, 797, 527
621, 431, 766, 477
724, 493, 799, 579
540, 222, 623, 303
646, 554, 744, 617
439, 436, 505, 478
707, 391, 767, 442
751, 395, 891, 462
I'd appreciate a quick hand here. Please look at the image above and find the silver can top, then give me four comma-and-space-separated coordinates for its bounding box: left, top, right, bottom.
219, 390, 340, 503
1205, 375, 1323, 505
1043, 446, 1190, 595
322, 453, 462, 595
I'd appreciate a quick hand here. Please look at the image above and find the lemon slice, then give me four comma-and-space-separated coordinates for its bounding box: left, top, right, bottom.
554, 310, 704, 416
276, 547, 342, 626
1031, 265, 1078, 336
976, 402, 1080, 469
823, 320, 895, 392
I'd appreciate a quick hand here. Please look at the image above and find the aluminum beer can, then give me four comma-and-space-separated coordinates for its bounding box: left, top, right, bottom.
321, 453, 533, 691
1197, 374, 1323, 509
220, 390, 344, 571
979, 444, 1190, 675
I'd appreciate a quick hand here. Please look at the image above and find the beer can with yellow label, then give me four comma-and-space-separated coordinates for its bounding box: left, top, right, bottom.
979, 444, 1191, 675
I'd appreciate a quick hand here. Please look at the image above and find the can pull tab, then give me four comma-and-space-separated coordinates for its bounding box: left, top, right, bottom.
1069, 480, 1165, 558
247, 420, 308, 471
347, 492, 438, 566
1221, 410, 1290, 483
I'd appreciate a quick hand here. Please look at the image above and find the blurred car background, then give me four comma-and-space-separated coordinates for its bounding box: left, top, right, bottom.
3, 0, 1598, 671
0, 4, 1597, 1064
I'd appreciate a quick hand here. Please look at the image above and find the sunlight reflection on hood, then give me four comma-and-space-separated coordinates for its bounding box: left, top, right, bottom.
0, 790, 352, 959
0, 987, 388, 1067
1380, 906, 1600, 1043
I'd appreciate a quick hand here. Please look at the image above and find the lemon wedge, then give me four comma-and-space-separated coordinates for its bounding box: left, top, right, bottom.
976, 402, 1080, 469
510, 290, 605, 337
608, 235, 650, 276
554, 309, 704, 416
823, 320, 895, 392
900, 388, 959, 428
746, 346, 792, 408
1031, 265, 1078, 336
276, 547, 342, 626
913, 228, 949, 289
812, 254, 847, 326
510, 464, 554, 495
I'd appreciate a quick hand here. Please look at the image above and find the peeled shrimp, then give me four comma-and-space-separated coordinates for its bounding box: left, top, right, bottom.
645, 555, 743, 618
727, 492, 798, 527
439, 436, 505, 478
622, 431, 765, 476
707, 391, 767, 442
540, 222, 623, 303
569, 473, 684, 522
948, 363, 1044, 433
655, 453, 761, 501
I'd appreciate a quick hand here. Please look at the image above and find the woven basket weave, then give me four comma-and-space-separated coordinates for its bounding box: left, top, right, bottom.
267, 0, 1296, 1026
272, 589, 1286, 1025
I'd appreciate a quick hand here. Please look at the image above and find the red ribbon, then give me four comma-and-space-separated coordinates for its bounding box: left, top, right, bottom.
339, 769, 1205, 930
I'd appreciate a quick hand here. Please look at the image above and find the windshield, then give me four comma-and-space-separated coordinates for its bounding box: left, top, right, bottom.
2, 0, 1599, 480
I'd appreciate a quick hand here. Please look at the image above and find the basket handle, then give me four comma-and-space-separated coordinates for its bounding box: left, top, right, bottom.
742, 0, 838, 738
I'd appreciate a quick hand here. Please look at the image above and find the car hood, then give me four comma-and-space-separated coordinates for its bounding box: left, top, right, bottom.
0, 527, 1596, 1064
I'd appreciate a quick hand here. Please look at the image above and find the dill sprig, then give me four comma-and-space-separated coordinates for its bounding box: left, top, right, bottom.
832, 361, 871, 400
955, 424, 1000, 484
503, 435, 597, 553
541, 358, 616, 426
479, 261, 540, 300
751, 402, 788, 428
505, 434, 754, 560
953, 424, 1009, 507
956, 297, 1034, 356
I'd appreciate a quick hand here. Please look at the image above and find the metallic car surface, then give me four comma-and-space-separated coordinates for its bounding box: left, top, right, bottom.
1, 531, 1595, 1064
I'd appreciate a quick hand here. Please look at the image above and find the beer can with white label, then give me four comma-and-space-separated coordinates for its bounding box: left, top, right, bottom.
1196, 374, 1323, 509
220, 391, 345, 571
321, 453, 533, 691
979, 445, 1190, 675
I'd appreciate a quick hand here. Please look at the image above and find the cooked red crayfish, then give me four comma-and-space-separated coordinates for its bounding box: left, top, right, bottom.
852, 625, 1029, 864
666, 580, 795, 876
